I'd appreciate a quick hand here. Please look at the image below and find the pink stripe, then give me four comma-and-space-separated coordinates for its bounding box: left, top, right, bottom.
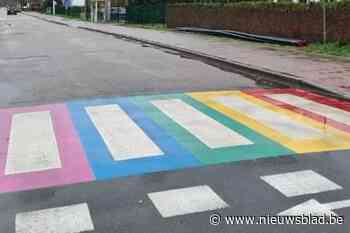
0, 104, 94, 193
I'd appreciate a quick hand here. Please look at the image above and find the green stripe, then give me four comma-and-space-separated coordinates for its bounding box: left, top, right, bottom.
130, 93, 294, 165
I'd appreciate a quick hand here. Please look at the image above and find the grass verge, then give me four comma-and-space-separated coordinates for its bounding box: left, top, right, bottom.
114, 23, 168, 31
305, 42, 350, 57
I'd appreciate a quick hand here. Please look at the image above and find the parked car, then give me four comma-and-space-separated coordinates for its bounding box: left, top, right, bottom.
7, 7, 17, 15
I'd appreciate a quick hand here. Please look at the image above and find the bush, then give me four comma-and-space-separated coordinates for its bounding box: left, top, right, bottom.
127, 1, 166, 23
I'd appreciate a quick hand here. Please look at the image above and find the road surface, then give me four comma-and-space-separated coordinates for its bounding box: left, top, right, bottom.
0, 14, 257, 108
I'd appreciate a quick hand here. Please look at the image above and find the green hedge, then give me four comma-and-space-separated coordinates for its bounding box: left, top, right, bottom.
53, 6, 83, 17
127, 2, 166, 23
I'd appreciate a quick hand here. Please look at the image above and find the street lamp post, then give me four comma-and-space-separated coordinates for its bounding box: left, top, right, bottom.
95, 0, 97, 23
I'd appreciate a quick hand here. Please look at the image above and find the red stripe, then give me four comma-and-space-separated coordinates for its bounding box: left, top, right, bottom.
243, 88, 350, 133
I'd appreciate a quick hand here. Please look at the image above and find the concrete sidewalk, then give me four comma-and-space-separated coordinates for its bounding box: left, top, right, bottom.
24, 12, 350, 99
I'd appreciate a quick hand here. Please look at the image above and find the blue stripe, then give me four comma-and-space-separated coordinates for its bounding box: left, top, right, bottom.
67, 97, 200, 180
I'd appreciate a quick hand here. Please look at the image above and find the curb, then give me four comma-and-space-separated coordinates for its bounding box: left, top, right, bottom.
24, 12, 350, 101
22, 13, 69, 26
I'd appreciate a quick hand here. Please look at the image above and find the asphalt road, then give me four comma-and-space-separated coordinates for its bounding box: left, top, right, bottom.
2, 150, 350, 233
0, 14, 257, 108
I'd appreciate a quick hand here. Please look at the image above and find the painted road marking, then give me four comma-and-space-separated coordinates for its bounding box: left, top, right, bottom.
267, 94, 350, 125
261, 170, 342, 197
148, 185, 229, 218
152, 99, 252, 148
5, 111, 61, 175
86, 104, 163, 161
245, 88, 350, 134
132, 94, 292, 164
0, 104, 93, 194
16, 203, 94, 233
325, 199, 350, 210
278, 199, 337, 216
278, 198, 350, 216
213, 95, 321, 139
68, 98, 200, 180
2, 88, 350, 194
190, 91, 350, 153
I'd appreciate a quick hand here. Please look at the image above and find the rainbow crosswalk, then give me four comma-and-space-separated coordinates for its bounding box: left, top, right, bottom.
1, 88, 350, 193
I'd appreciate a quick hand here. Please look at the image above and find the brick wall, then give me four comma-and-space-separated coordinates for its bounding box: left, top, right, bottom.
166, 5, 350, 42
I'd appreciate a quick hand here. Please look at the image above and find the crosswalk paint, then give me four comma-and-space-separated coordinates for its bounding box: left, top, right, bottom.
69, 98, 200, 180
148, 185, 229, 218
190, 91, 350, 153
2, 89, 350, 194
267, 93, 350, 126
86, 104, 163, 161
16, 203, 94, 233
5, 111, 61, 175
0, 104, 94, 194
132, 94, 292, 164
214, 95, 322, 140
151, 99, 252, 148
280, 198, 350, 216
278, 199, 337, 216
261, 170, 342, 197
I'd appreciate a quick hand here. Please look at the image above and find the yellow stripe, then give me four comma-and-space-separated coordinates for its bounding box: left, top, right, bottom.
189, 90, 350, 153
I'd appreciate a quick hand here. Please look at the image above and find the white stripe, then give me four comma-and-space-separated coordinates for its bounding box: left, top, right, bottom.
278, 199, 336, 216
214, 95, 322, 139
5, 111, 61, 175
324, 199, 350, 210
151, 99, 252, 148
267, 93, 350, 125
86, 104, 163, 161
148, 185, 229, 218
261, 170, 342, 197
16, 203, 94, 233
